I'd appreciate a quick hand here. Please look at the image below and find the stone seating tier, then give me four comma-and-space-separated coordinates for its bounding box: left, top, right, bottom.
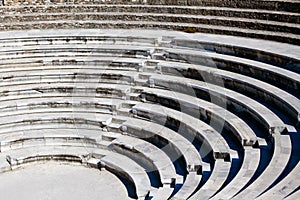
1, 0, 299, 12
0, 29, 298, 198
0, 20, 298, 45
0, 5, 298, 23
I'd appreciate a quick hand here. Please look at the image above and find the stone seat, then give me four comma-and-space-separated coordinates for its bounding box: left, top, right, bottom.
0, 40, 156, 49
0, 20, 298, 44
233, 133, 292, 199
0, 111, 113, 129
0, 53, 144, 68
0, 5, 298, 23
110, 135, 177, 187
0, 126, 119, 150
160, 49, 300, 124
0, 69, 138, 85
0, 52, 145, 62
189, 159, 231, 199
131, 102, 232, 159
158, 50, 300, 95
256, 160, 300, 200
0, 44, 154, 60
132, 88, 262, 198
0, 33, 157, 47
1, 39, 298, 97
121, 117, 203, 175
0, 145, 112, 170
171, 172, 202, 200
285, 189, 300, 200
1, 0, 299, 11
170, 35, 300, 73
211, 146, 261, 199
0, 56, 146, 73
0, 95, 125, 114
100, 153, 151, 199
0, 126, 105, 142
0, 134, 102, 152
0, 104, 116, 120
0, 85, 130, 102
0, 59, 143, 73
0, 28, 297, 71
151, 187, 174, 200
0, 65, 139, 78
147, 73, 288, 134
0, 56, 144, 72
135, 86, 258, 147
0, 44, 294, 129
0, 12, 298, 35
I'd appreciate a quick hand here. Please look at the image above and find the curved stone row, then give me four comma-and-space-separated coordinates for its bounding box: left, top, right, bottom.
0, 2, 299, 44
0, 19, 299, 200
1, 0, 299, 12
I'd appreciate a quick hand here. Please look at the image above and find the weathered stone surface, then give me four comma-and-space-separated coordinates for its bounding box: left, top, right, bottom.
0, 1, 299, 199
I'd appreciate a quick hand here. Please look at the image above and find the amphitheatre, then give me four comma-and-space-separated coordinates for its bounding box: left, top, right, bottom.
0, 0, 299, 199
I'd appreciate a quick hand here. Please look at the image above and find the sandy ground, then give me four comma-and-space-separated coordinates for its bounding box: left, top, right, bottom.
0, 162, 130, 200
